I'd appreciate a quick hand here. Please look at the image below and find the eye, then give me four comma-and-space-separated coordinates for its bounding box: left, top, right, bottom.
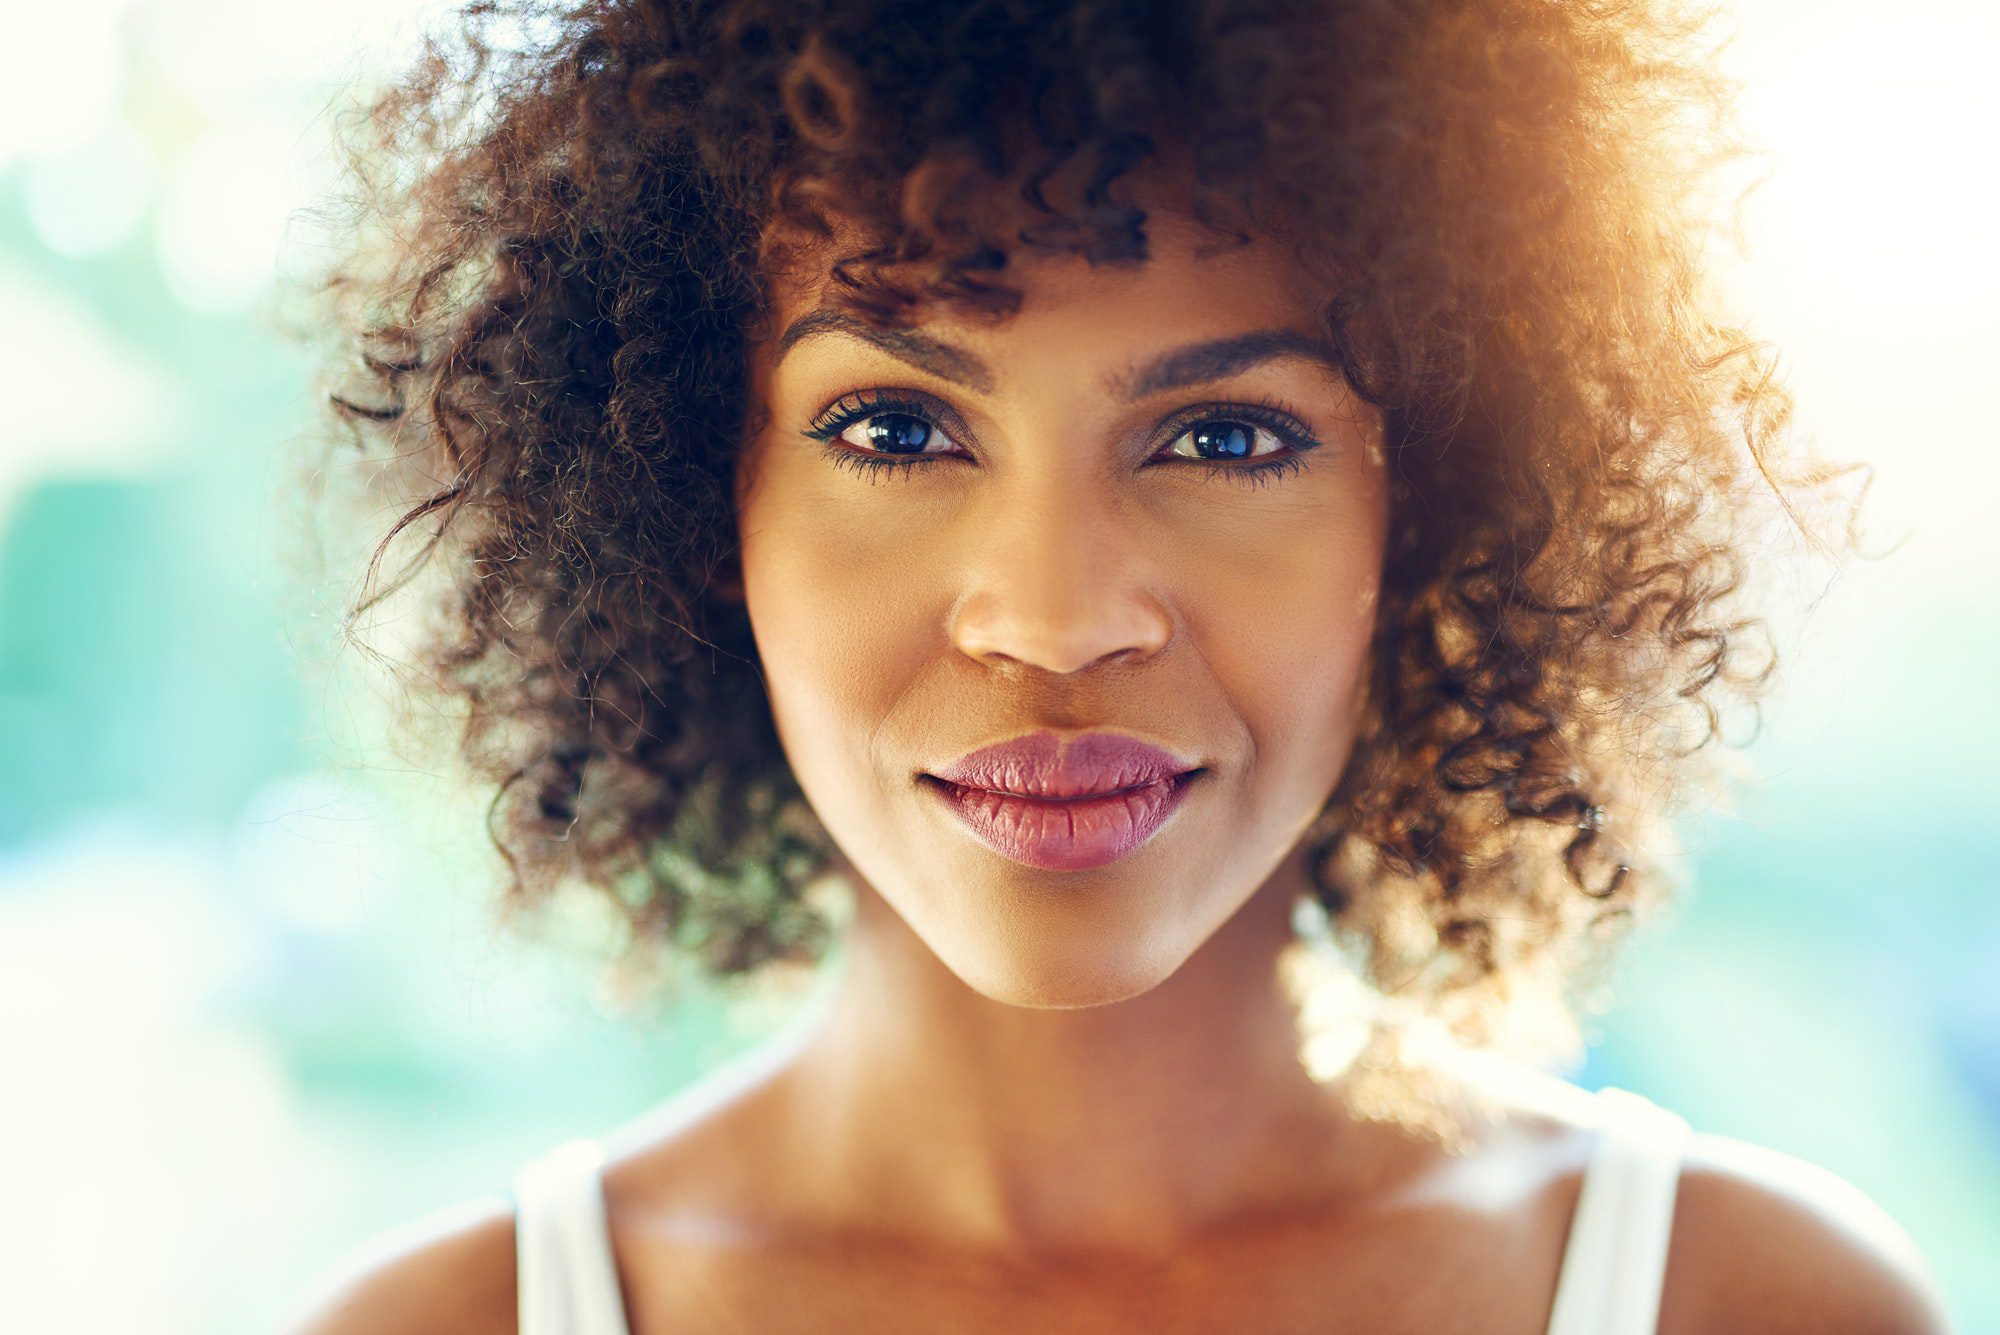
1152, 400, 1320, 462
1150, 399, 1325, 488
801, 389, 1324, 489
802, 388, 965, 481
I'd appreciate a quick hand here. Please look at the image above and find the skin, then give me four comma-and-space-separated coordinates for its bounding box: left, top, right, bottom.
734, 212, 1387, 1018
285, 176, 1955, 1334
721, 192, 1396, 1256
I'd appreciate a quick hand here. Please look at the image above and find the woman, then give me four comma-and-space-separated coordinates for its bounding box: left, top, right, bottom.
288, 0, 1948, 1330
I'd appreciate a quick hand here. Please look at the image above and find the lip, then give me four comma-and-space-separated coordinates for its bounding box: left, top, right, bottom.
928, 729, 1201, 799
920, 730, 1205, 871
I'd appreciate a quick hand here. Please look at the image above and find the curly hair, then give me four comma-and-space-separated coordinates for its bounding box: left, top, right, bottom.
293, 0, 1854, 1092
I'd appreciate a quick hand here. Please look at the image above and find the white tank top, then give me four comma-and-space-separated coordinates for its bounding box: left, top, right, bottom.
510, 1083, 1692, 1335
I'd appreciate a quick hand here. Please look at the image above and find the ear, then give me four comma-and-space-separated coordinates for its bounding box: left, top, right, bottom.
707, 556, 747, 607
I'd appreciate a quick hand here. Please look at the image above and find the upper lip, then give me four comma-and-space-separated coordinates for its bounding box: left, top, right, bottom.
925, 729, 1202, 800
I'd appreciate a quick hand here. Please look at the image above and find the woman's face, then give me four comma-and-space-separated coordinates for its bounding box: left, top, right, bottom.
735, 204, 1389, 1009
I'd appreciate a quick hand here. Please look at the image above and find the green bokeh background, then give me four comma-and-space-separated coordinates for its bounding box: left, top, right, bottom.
0, 2, 1993, 1331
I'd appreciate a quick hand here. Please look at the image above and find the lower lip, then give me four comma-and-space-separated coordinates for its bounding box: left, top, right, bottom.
921, 771, 1202, 872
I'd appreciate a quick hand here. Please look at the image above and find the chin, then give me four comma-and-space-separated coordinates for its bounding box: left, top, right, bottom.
938, 931, 1189, 1010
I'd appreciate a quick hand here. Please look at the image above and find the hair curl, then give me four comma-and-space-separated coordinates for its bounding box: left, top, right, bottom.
293, 0, 1856, 1083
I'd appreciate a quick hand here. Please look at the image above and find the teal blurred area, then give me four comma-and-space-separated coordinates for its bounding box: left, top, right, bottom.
0, 2, 1994, 1332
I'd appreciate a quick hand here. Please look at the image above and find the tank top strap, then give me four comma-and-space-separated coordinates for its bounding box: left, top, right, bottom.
1544, 1084, 1694, 1335
512, 1137, 634, 1335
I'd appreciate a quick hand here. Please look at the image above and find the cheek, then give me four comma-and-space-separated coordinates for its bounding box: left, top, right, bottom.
737, 474, 933, 804
739, 443, 1386, 848
1186, 498, 1384, 796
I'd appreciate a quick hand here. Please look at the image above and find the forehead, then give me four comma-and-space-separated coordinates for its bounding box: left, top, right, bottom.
767, 147, 1313, 313
754, 206, 1328, 381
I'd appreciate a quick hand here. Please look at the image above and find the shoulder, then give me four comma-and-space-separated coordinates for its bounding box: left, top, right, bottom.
1445, 1061, 1951, 1334
1660, 1129, 1950, 1334
278, 1193, 519, 1335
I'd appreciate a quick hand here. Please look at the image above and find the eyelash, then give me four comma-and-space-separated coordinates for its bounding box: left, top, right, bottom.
799, 388, 1322, 489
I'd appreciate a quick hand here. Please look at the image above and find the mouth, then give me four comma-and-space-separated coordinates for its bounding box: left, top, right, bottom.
919, 768, 1205, 872
927, 773, 1200, 802
924, 728, 1203, 801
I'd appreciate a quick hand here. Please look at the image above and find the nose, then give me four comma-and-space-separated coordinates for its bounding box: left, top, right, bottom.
945, 485, 1175, 675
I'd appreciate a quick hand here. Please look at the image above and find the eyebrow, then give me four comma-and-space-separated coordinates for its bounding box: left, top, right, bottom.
772, 308, 1344, 402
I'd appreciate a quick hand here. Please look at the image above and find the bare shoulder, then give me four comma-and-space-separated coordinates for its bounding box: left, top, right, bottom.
276, 1044, 798, 1335
1661, 1129, 1951, 1334
278, 1193, 519, 1335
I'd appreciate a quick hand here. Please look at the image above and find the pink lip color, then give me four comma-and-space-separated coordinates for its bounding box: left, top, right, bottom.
922, 730, 1204, 871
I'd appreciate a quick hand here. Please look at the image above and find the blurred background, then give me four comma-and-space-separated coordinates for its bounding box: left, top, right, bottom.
0, 0, 1994, 1330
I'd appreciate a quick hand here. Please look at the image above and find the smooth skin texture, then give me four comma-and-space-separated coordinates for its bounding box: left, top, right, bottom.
738, 208, 1389, 1021
286, 194, 1952, 1333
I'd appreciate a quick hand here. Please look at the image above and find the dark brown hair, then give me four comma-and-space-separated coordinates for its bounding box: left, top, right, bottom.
294, 0, 1855, 1081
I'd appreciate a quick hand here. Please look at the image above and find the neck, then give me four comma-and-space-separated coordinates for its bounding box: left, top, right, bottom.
769, 846, 1399, 1259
